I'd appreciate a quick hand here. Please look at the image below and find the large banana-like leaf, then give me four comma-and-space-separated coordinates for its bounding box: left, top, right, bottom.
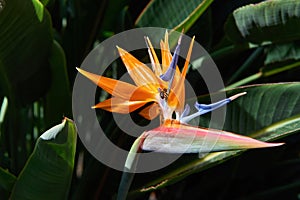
135, 0, 213, 33
128, 83, 300, 195
0, 0, 52, 105
223, 83, 300, 134
221, 1, 300, 87
10, 118, 77, 200
225, 0, 300, 44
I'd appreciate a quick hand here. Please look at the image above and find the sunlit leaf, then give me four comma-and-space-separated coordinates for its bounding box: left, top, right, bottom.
10, 118, 77, 200
225, 0, 300, 44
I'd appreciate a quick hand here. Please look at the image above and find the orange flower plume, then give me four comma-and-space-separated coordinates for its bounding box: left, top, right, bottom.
77, 31, 194, 121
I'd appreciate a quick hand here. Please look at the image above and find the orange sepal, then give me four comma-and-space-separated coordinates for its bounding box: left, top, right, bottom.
145, 37, 162, 76
93, 97, 153, 113
77, 68, 157, 101
160, 40, 172, 72
117, 47, 160, 91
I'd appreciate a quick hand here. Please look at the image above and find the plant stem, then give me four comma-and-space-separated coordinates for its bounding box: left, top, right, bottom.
117, 134, 145, 200
262, 61, 300, 77
225, 72, 262, 90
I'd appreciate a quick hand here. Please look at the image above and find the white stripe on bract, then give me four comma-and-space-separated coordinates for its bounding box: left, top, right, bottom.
40, 119, 66, 140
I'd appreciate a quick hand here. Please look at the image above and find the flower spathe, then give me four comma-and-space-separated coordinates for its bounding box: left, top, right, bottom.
78, 31, 284, 153
141, 119, 283, 153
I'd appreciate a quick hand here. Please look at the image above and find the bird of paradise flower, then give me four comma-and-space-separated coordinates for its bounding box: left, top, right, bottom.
77, 31, 283, 157
78, 31, 284, 200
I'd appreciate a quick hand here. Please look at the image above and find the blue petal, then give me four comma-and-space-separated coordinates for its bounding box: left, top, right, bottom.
180, 104, 191, 118
180, 93, 246, 124
180, 98, 231, 124
160, 35, 182, 81
194, 98, 231, 115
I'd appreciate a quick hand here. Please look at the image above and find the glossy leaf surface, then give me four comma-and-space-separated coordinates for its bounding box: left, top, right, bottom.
225, 0, 300, 44
10, 118, 77, 200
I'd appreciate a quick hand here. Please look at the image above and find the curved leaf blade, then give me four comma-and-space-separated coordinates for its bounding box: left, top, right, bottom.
223, 83, 300, 134
135, 0, 213, 32
10, 118, 77, 200
225, 0, 300, 44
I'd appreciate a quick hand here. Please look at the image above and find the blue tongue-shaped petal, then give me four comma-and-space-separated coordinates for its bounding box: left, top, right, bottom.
180, 92, 247, 124
194, 98, 231, 116
160, 34, 182, 82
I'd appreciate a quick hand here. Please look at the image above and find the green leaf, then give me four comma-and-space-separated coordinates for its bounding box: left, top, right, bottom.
44, 40, 72, 126
264, 43, 300, 65
225, 0, 300, 44
213, 83, 300, 135
10, 118, 77, 200
0, 0, 52, 105
135, 0, 213, 32
0, 167, 16, 192
129, 83, 300, 195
